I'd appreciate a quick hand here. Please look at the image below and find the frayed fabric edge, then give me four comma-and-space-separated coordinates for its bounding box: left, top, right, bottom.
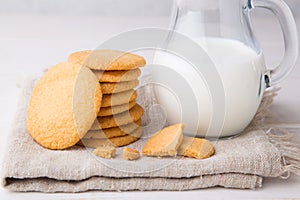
266, 128, 300, 179
253, 87, 300, 179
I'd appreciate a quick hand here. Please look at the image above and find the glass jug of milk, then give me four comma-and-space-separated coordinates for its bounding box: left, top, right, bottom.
152, 0, 298, 137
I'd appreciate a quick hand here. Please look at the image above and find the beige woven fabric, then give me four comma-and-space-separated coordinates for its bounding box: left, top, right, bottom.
1, 76, 300, 192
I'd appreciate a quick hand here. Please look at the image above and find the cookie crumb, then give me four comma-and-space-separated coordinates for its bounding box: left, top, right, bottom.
123, 147, 140, 161
93, 145, 116, 159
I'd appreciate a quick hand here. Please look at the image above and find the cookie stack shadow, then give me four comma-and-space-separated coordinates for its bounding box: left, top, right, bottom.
68, 50, 146, 147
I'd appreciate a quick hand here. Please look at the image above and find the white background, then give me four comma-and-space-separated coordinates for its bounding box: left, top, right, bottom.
0, 0, 300, 199
0, 0, 299, 16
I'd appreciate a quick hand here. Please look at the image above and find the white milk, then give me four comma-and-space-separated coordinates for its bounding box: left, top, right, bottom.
152, 37, 266, 137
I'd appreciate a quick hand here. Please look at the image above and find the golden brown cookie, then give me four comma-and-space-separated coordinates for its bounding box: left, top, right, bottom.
177, 137, 215, 159
90, 116, 141, 131
86, 119, 142, 138
101, 90, 137, 107
93, 145, 116, 159
142, 124, 184, 157
95, 104, 144, 129
68, 50, 146, 70
93, 68, 141, 83
26, 62, 102, 150
98, 100, 136, 117
123, 148, 140, 161
101, 80, 139, 94
80, 127, 143, 147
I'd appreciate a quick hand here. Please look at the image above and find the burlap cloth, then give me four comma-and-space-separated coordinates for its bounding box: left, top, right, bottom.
1, 75, 300, 192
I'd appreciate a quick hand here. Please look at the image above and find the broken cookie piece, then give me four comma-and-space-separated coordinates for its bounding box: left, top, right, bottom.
177, 136, 214, 159
142, 123, 184, 157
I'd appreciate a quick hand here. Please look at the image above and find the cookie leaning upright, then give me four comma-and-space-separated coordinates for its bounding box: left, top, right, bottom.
26, 62, 102, 150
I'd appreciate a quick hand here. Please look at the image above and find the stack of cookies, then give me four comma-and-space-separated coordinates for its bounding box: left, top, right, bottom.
68, 50, 145, 147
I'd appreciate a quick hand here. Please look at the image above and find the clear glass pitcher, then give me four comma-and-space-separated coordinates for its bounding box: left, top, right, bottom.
152, 0, 298, 137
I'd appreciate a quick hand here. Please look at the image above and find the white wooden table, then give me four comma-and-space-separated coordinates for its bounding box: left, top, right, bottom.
0, 14, 299, 199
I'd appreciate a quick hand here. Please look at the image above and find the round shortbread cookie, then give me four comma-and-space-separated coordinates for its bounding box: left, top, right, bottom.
68, 50, 146, 70
85, 119, 142, 138
26, 62, 102, 150
90, 115, 140, 131
95, 104, 144, 129
79, 127, 143, 147
93, 68, 141, 83
101, 79, 139, 94
98, 100, 136, 117
101, 89, 137, 107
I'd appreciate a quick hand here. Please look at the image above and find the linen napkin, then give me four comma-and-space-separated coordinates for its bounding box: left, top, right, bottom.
1, 75, 300, 192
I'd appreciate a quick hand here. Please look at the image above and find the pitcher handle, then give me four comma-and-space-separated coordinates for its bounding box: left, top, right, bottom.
251, 0, 298, 86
